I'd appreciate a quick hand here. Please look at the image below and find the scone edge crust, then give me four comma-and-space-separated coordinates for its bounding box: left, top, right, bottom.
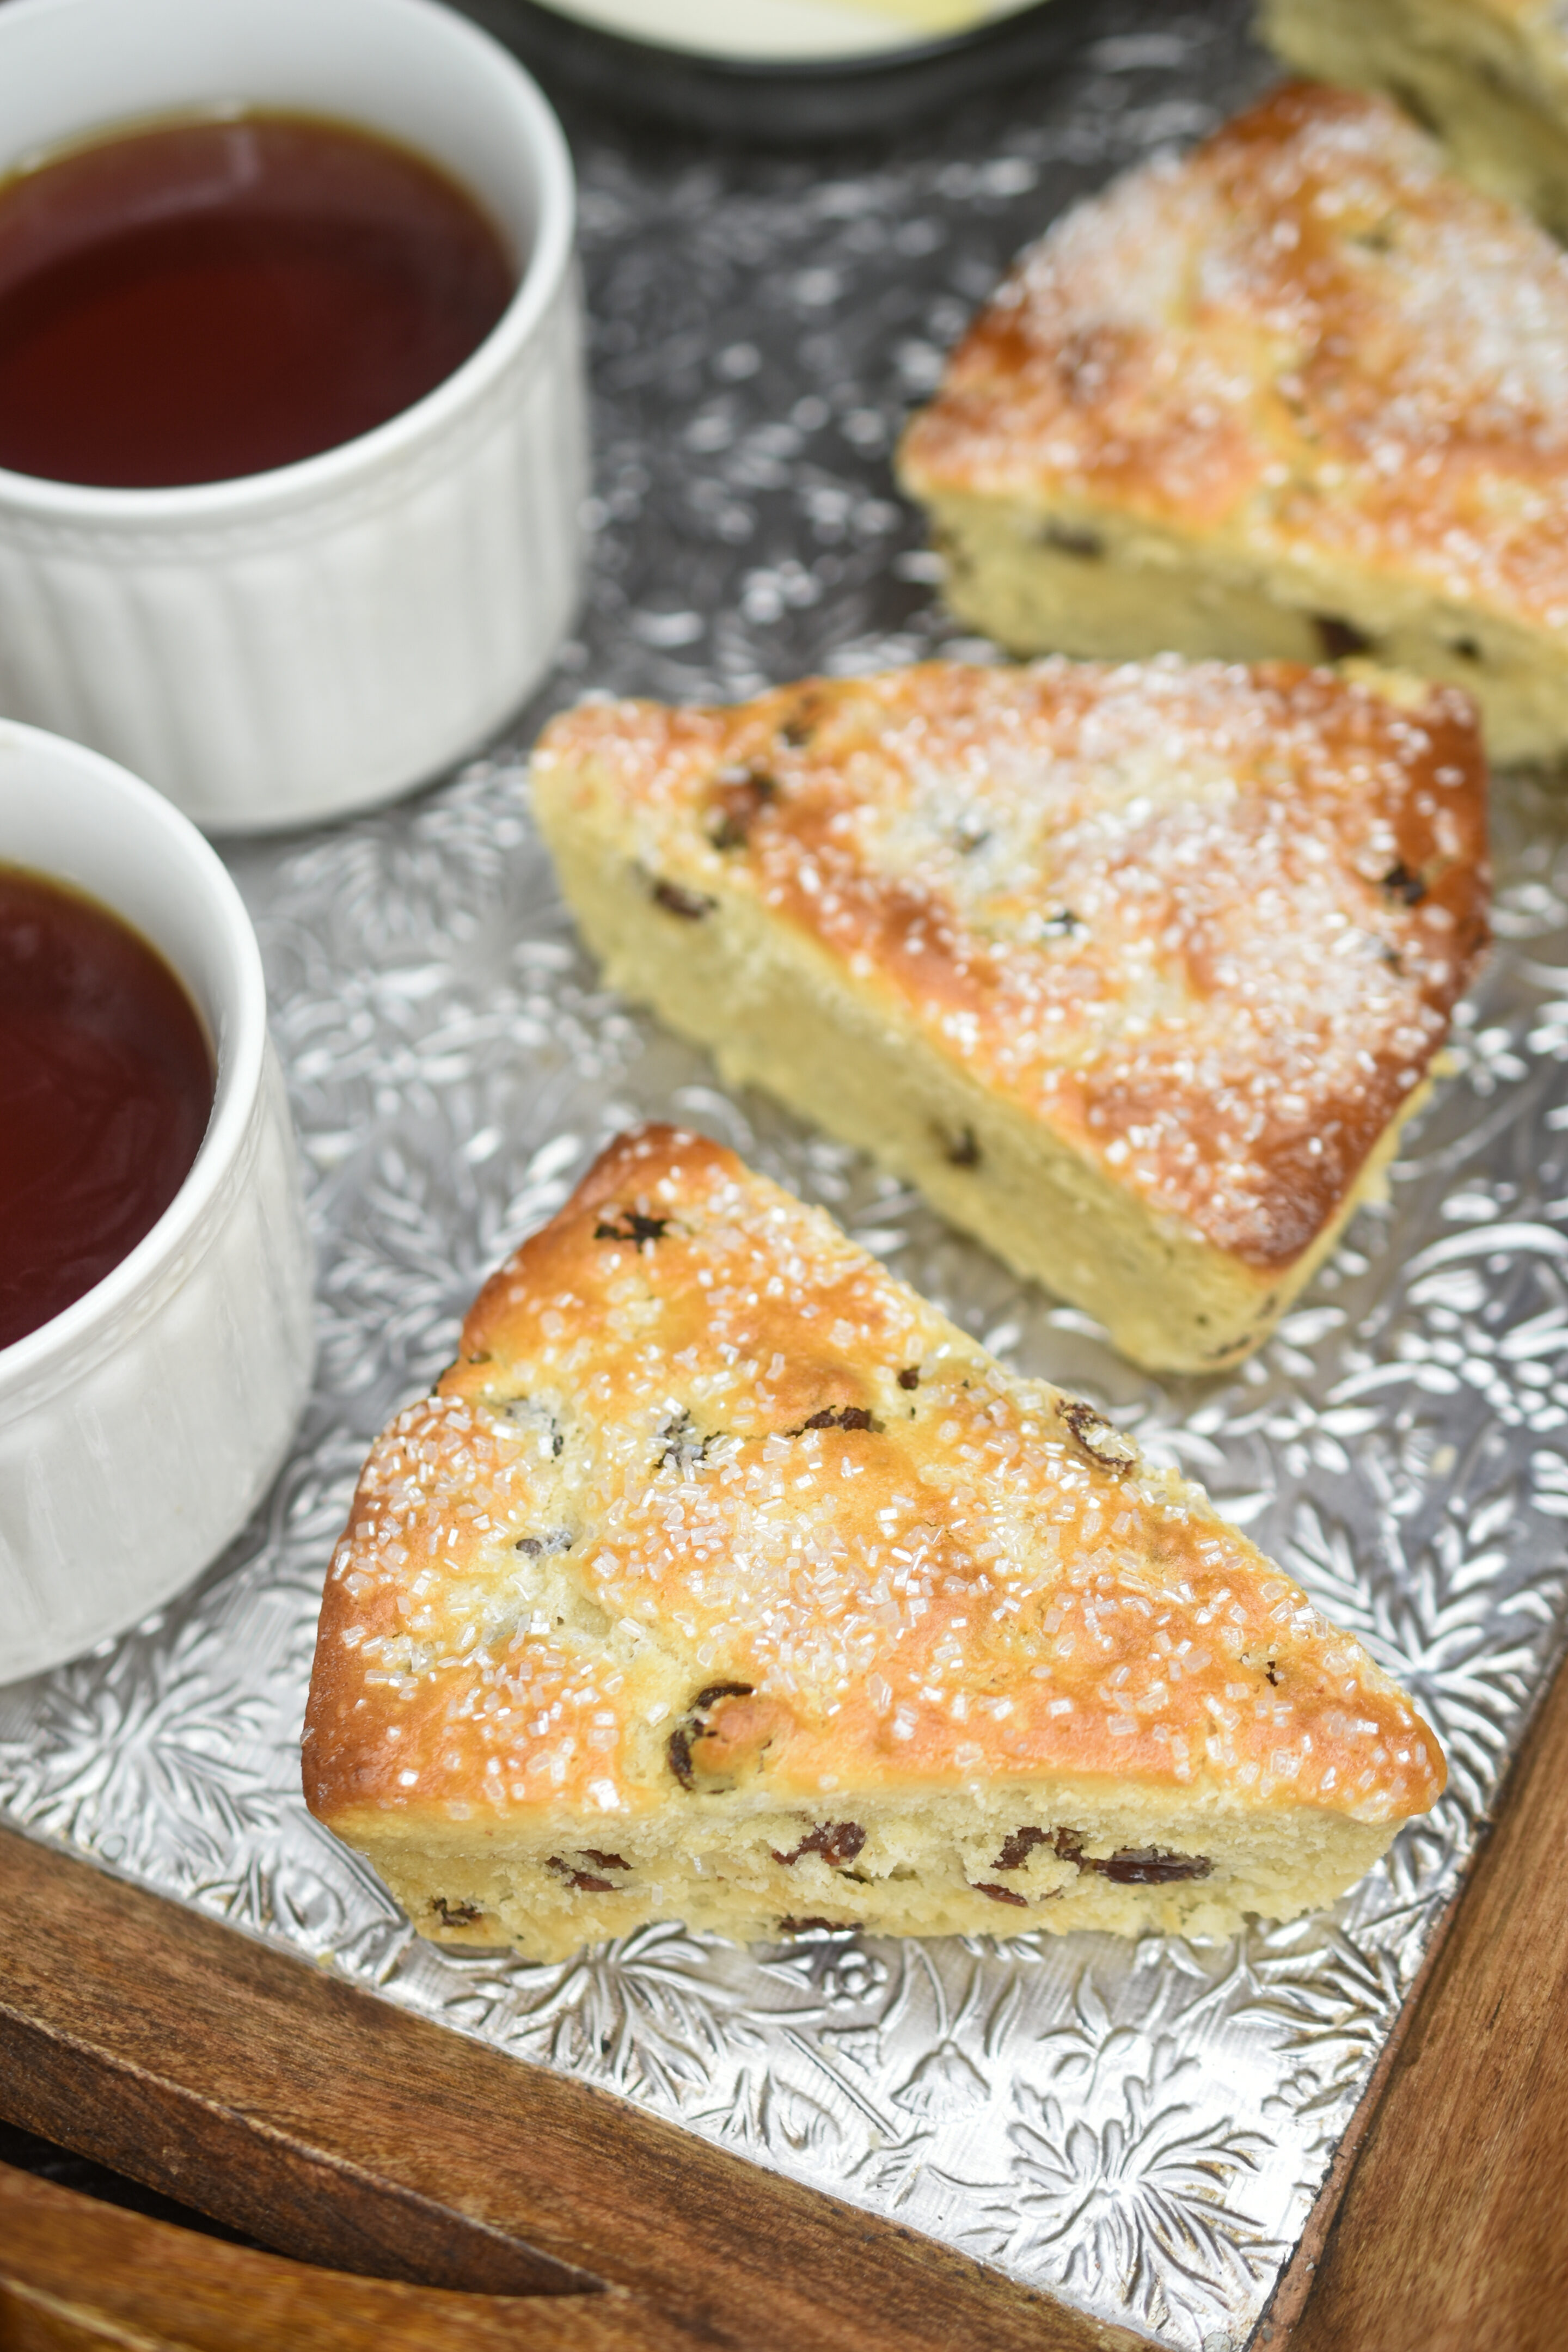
528, 657, 1487, 1369
897, 79, 1568, 759
305, 1124, 1445, 1958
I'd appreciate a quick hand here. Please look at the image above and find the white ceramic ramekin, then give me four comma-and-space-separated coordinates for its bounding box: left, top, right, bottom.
0, 0, 586, 834
0, 724, 315, 1682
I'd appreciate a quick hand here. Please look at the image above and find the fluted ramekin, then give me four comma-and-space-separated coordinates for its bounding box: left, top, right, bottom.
0, 724, 315, 1682
0, 0, 585, 834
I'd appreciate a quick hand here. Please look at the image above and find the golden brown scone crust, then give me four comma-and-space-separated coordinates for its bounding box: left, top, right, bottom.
899, 80, 1568, 636
305, 1125, 1443, 1844
531, 661, 1487, 1276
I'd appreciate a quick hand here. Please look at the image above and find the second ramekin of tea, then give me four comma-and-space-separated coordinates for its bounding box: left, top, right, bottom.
0, 722, 315, 1682
0, 0, 586, 832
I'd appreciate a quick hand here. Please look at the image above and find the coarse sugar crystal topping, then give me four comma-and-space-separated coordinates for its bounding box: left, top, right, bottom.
901, 80, 1568, 629
535, 655, 1488, 1268
304, 1126, 1444, 1832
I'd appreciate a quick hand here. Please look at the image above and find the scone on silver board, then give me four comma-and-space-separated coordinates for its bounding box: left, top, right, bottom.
1260, 0, 1568, 239
898, 80, 1568, 764
303, 1125, 1444, 1964
529, 657, 1489, 1373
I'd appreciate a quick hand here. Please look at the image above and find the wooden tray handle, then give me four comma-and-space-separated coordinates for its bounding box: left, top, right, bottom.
0, 1827, 1116, 2352
0, 2161, 696, 2351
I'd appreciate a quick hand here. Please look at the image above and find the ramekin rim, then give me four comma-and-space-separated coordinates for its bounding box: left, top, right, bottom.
0, 722, 271, 1388
0, 0, 577, 522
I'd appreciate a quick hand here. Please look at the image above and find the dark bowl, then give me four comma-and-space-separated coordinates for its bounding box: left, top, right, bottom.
454, 0, 1097, 144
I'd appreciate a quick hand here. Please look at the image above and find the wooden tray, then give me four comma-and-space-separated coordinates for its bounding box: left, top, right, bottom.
3, 1640, 1565, 2352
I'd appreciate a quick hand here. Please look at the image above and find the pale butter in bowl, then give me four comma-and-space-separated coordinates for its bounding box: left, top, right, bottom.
477, 0, 1086, 140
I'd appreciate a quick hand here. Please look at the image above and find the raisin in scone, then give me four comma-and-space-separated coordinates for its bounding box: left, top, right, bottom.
303, 1126, 1444, 1963
530, 658, 1488, 1373
1260, 0, 1568, 239
898, 81, 1568, 764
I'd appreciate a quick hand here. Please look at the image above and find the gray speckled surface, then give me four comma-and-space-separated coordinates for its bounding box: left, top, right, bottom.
5, 8, 1568, 2343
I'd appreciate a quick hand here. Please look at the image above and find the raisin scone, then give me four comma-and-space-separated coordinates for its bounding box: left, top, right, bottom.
303, 1126, 1444, 1963
530, 658, 1488, 1373
898, 80, 1568, 764
1260, 0, 1568, 239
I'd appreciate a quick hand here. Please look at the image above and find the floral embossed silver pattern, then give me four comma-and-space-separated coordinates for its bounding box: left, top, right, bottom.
3, 8, 1568, 2346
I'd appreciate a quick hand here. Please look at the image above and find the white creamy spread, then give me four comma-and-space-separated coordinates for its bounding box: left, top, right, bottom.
530, 0, 1037, 64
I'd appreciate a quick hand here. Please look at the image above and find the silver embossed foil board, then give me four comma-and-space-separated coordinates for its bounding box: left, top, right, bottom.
4, 7, 1568, 2344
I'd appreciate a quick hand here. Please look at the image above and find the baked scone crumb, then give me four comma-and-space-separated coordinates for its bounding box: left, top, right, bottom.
530, 657, 1488, 1371
304, 1126, 1444, 1962
1260, 0, 1568, 239
898, 80, 1568, 763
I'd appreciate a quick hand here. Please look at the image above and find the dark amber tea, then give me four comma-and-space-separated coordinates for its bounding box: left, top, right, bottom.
0, 867, 213, 1349
0, 114, 516, 488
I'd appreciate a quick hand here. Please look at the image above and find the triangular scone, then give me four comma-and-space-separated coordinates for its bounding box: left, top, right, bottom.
1261, 0, 1568, 240
530, 658, 1488, 1372
304, 1126, 1444, 1963
897, 81, 1568, 763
